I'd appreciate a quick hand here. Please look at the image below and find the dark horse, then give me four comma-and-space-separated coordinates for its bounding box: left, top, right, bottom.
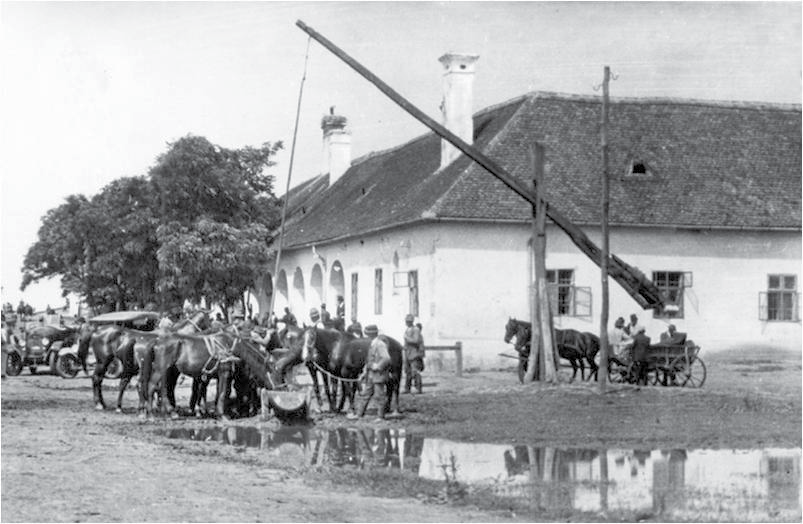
503, 317, 600, 382
302, 326, 402, 415
142, 327, 242, 418
75, 310, 210, 411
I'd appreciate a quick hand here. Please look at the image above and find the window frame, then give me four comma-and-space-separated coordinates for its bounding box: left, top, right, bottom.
652, 270, 686, 319
761, 274, 800, 322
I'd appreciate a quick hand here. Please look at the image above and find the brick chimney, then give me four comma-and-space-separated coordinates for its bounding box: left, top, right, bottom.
321, 107, 351, 186
439, 52, 479, 169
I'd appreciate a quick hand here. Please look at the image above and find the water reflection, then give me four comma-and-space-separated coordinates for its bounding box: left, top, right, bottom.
165, 427, 800, 520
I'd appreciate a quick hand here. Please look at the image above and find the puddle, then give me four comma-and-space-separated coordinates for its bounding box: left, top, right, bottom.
165, 426, 801, 521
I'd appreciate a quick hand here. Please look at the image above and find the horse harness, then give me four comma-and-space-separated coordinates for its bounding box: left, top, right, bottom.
200, 334, 241, 382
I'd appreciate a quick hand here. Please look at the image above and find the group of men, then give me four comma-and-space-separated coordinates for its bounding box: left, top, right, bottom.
347, 313, 425, 421
606, 313, 685, 384
246, 300, 428, 419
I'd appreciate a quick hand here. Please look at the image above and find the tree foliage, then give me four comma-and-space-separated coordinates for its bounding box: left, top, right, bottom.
21, 135, 283, 313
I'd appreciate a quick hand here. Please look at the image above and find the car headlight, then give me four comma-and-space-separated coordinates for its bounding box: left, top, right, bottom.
41, 337, 50, 346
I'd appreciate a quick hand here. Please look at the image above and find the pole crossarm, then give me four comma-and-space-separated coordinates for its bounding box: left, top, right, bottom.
296, 20, 665, 310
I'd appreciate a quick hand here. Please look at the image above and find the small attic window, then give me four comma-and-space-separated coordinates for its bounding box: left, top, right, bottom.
625, 159, 652, 178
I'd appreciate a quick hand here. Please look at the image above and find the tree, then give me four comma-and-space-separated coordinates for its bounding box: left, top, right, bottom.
23, 134, 284, 313
150, 135, 283, 311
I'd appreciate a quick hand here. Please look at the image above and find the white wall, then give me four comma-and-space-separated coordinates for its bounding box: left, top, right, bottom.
276, 221, 801, 369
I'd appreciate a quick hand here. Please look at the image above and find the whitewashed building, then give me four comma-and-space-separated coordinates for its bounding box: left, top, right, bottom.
254, 53, 801, 369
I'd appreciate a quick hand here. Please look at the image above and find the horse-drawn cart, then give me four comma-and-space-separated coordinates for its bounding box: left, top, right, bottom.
609, 340, 706, 388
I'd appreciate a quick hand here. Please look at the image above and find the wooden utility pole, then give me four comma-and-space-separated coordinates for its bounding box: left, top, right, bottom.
526, 144, 556, 383
526, 145, 543, 381
598, 66, 611, 392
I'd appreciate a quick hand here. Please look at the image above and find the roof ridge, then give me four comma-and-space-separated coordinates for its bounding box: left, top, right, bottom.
521, 89, 801, 112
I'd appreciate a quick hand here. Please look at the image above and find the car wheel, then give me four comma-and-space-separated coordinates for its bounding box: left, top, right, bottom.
6, 353, 22, 376
56, 354, 80, 379
105, 358, 123, 379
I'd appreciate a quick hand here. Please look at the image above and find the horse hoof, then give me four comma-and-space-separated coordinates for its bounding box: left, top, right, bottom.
170, 412, 180, 420
95, 404, 105, 411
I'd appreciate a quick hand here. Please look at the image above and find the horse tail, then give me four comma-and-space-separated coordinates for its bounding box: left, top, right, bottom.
139, 337, 157, 390
76, 335, 90, 375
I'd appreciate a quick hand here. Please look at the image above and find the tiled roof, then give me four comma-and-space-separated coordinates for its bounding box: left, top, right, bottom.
282, 92, 801, 248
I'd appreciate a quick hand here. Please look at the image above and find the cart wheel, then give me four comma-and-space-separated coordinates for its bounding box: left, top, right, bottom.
6, 353, 22, 377
48, 351, 58, 374
683, 358, 706, 388
29, 366, 38, 375
56, 354, 81, 379
517, 359, 527, 384
647, 367, 661, 386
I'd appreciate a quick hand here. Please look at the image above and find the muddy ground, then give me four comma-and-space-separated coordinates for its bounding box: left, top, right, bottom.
1, 346, 800, 522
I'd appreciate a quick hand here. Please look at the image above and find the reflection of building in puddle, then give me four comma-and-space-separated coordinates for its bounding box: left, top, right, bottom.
165, 428, 800, 519
416, 440, 801, 520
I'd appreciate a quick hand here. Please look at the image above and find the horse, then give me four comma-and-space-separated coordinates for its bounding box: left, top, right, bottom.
75, 310, 210, 411
503, 317, 600, 382
142, 326, 242, 418
302, 326, 402, 415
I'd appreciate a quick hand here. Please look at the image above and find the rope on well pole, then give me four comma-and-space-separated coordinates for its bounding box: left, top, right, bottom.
268, 36, 312, 317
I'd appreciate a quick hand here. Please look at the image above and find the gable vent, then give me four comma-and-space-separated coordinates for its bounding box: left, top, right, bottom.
625, 159, 653, 178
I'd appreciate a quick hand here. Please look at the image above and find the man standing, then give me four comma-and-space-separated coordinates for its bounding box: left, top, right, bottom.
403, 314, 425, 394
335, 296, 346, 330
280, 307, 297, 327
631, 326, 651, 385
319, 304, 332, 328
346, 316, 363, 337
348, 324, 390, 421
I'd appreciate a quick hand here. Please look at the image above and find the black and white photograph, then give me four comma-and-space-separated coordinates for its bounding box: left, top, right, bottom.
1, 2, 800, 522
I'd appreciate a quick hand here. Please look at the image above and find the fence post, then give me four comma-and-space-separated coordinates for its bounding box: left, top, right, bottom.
455, 341, 463, 377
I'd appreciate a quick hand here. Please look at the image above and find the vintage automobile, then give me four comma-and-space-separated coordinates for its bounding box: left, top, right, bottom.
54, 310, 160, 379
6, 323, 80, 377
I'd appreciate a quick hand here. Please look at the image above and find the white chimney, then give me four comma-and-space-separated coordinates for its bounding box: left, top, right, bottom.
321, 107, 351, 186
439, 52, 479, 169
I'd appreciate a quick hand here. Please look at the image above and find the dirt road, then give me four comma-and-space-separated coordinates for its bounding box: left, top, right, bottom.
1, 347, 800, 522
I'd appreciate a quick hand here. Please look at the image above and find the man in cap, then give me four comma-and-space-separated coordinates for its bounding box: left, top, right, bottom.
347, 324, 391, 421
402, 314, 425, 394
309, 308, 325, 329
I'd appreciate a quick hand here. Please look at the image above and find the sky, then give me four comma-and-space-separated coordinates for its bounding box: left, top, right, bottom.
1, 1, 800, 314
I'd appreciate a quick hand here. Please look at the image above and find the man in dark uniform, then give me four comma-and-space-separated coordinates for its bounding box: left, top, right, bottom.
631, 326, 651, 385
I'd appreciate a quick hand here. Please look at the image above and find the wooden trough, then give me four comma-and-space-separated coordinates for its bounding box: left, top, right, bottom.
261, 387, 313, 422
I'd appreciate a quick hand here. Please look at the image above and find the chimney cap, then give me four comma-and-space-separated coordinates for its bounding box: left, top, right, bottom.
438, 52, 479, 73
